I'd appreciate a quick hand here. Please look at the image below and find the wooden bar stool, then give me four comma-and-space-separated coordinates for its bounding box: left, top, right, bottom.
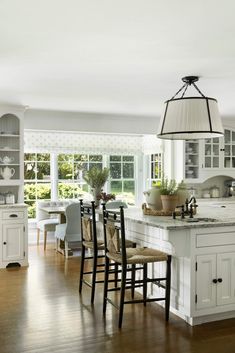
102, 206, 172, 328
79, 200, 136, 304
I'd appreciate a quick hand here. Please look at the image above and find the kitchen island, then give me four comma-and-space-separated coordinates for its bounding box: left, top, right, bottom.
123, 201, 235, 325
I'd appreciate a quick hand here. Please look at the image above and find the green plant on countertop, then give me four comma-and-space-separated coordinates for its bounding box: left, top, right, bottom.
83, 167, 110, 189
159, 175, 178, 195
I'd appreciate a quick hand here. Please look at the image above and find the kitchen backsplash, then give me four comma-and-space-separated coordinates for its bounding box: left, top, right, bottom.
186, 175, 234, 198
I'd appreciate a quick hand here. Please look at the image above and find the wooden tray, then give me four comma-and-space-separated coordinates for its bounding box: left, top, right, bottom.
142, 203, 196, 216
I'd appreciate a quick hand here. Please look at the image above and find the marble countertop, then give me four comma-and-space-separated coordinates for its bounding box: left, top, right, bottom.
125, 201, 235, 230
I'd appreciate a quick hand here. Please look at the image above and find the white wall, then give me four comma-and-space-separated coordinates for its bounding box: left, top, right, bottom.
24, 109, 160, 134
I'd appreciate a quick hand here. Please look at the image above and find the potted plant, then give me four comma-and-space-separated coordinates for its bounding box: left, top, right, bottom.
159, 176, 179, 212
83, 167, 110, 206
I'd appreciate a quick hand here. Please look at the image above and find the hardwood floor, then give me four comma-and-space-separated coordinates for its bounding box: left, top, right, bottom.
0, 245, 235, 353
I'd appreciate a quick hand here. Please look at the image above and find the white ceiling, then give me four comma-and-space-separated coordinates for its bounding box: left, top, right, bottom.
1, 0, 235, 118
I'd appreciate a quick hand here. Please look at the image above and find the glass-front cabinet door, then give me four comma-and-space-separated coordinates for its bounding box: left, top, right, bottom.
224, 129, 235, 168
203, 128, 235, 170
204, 137, 220, 168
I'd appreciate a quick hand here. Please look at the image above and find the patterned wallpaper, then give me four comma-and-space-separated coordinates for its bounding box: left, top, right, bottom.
24, 130, 162, 155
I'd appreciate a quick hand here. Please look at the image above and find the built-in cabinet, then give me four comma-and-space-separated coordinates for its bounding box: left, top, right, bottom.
0, 205, 28, 268
0, 106, 28, 268
196, 252, 235, 310
167, 127, 235, 183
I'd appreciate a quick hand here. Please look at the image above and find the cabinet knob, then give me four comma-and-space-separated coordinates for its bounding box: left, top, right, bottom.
9, 214, 18, 218
217, 278, 223, 283
3, 242, 6, 245
212, 279, 218, 284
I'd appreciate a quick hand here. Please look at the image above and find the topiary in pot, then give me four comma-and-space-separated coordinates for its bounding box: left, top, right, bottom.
159, 176, 179, 212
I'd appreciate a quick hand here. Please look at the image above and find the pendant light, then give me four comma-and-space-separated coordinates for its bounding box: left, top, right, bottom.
157, 76, 224, 140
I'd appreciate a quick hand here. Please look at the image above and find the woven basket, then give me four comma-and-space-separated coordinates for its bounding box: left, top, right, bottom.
142, 203, 196, 216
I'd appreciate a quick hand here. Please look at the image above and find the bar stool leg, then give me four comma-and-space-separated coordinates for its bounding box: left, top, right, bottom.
103, 256, 110, 315
91, 250, 98, 304
165, 255, 172, 321
114, 263, 118, 287
143, 263, 147, 306
79, 244, 86, 293
131, 265, 135, 299
118, 264, 127, 328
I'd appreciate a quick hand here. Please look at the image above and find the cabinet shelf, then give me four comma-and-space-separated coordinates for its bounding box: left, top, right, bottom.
0, 149, 20, 152
0, 134, 20, 137
0, 179, 22, 186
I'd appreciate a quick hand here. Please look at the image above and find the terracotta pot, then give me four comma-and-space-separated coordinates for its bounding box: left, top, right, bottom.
161, 195, 179, 212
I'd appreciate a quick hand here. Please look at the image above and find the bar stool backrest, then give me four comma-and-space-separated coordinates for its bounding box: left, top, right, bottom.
102, 204, 127, 263
80, 200, 98, 247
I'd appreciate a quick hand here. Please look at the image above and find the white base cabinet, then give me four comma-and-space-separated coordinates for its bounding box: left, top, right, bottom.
125, 216, 235, 326
0, 205, 28, 269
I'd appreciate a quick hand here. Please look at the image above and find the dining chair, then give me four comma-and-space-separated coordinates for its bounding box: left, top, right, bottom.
102, 205, 172, 328
36, 201, 60, 251
55, 203, 82, 258
79, 200, 136, 304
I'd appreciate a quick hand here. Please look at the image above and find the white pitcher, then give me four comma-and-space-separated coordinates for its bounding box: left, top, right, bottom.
0, 166, 15, 179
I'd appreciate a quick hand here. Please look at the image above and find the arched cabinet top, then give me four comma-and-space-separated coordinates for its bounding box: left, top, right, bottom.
0, 113, 20, 135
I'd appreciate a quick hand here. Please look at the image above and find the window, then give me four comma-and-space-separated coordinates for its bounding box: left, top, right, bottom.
24, 153, 51, 218
150, 153, 162, 185
109, 155, 135, 205
57, 154, 103, 199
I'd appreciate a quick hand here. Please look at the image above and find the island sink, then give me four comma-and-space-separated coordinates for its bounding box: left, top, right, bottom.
179, 217, 219, 223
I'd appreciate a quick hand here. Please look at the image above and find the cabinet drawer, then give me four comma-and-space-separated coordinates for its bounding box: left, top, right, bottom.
2, 211, 25, 220
196, 232, 235, 247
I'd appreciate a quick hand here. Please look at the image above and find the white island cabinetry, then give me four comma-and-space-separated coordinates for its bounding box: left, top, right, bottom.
0, 204, 28, 268
124, 206, 235, 325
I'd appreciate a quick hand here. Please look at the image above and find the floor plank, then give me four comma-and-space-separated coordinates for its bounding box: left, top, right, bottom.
0, 244, 235, 353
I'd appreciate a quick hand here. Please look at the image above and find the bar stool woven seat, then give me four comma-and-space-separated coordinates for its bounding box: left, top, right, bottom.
107, 247, 168, 264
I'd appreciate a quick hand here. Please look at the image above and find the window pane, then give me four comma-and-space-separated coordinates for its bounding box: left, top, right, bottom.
205, 145, 211, 156
110, 180, 122, 194
58, 182, 75, 199
205, 157, 211, 168
58, 162, 73, 179
123, 156, 134, 162
37, 162, 50, 180
24, 162, 36, 179
24, 183, 37, 200
224, 145, 230, 156
89, 155, 102, 162
25, 201, 36, 219
24, 153, 36, 161
123, 180, 135, 193
74, 154, 88, 162
89, 162, 102, 170
37, 153, 50, 161
74, 164, 84, 179
123, 163, 134, 178
224, 130, 230, 144
58, 154, 73, 162
110, 163, 121, 179
36, 183, 51, 199
110, 156, 121, 162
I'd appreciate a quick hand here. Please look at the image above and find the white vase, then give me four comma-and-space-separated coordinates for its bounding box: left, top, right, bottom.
91, 188, 101, 206
143, 187, 162, 210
